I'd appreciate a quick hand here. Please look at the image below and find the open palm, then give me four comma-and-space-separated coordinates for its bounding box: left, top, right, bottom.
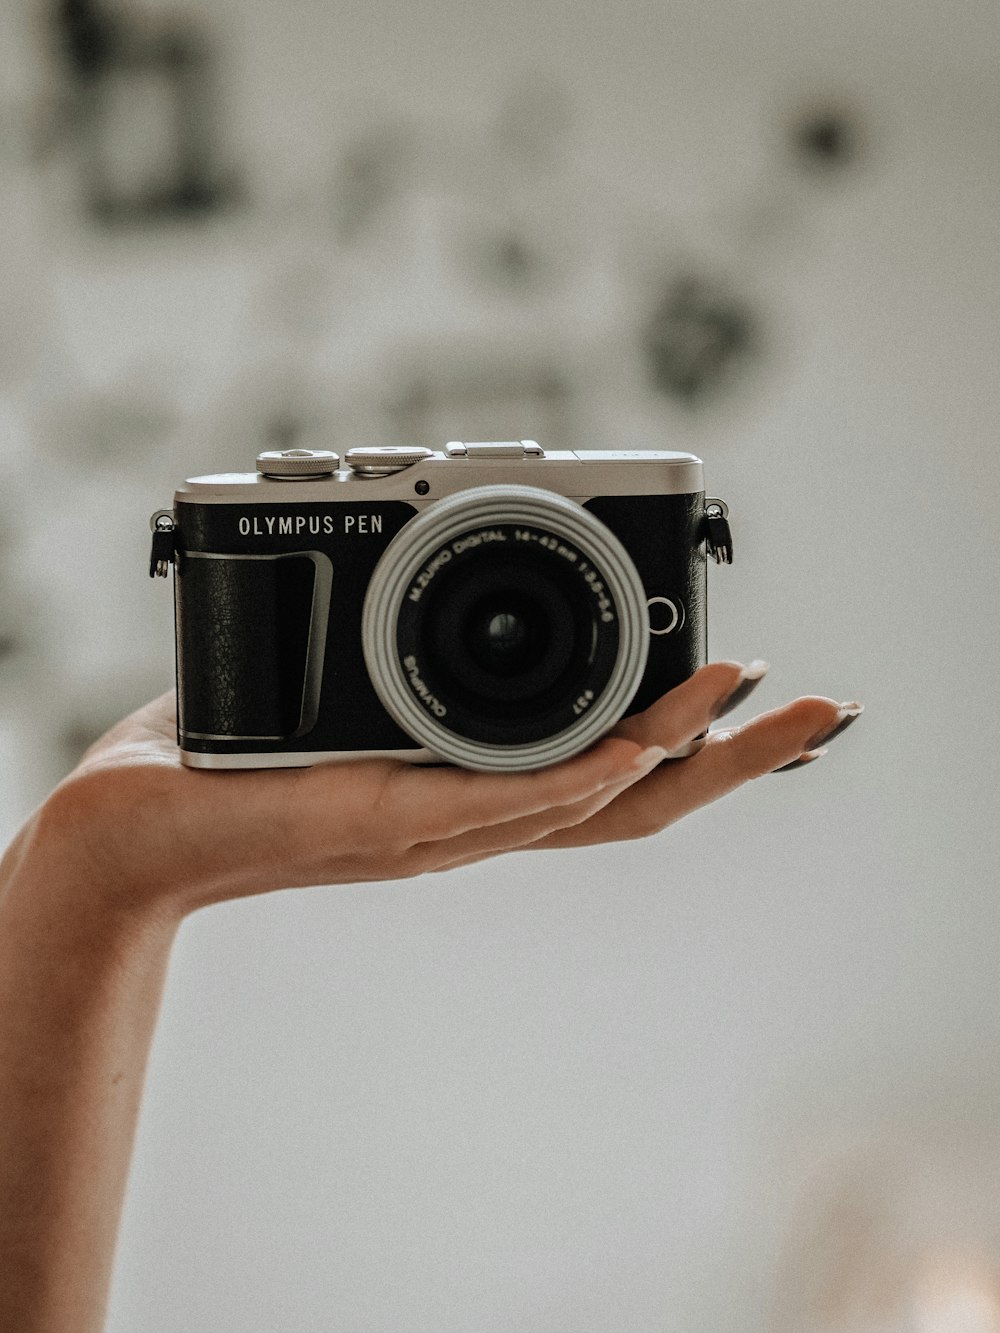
48, 661, 857, 917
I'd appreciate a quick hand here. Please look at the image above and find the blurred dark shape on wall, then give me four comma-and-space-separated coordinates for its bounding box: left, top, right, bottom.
331, 121, 418, 244
51, 0, 236, 224
0, 530, 34, 673
791, 104, 864, 173
0, 555, 22, 663
53, 0, 116, 76
641, 275, 758, 404
460, 222, 553, 293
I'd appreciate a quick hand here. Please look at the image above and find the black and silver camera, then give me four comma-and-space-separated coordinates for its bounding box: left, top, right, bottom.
150, 441, 732, 772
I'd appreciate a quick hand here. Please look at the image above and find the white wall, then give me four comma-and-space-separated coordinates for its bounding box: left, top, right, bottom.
2, 0, 999, 1328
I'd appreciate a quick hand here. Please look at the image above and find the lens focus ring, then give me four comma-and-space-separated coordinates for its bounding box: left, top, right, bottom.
361, 485, 650, 771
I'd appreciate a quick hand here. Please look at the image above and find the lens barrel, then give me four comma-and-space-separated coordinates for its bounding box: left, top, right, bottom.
362, 485, 649, 771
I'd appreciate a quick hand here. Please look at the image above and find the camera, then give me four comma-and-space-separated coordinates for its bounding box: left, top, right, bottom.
150, 441, 732, 772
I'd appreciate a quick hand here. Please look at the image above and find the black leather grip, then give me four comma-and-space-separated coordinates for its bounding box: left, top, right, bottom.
175, 553, 321, 739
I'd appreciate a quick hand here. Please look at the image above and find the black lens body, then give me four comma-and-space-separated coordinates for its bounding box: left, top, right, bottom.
395, 529, 622, 747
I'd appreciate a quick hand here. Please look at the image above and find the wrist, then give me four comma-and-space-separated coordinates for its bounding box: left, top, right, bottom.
1, 791, 185, 957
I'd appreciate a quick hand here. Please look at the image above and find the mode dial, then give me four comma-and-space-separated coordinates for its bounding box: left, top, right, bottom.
257, 449, 340, 479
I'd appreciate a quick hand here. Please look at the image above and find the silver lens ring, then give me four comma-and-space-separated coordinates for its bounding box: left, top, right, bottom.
362, 484, 650, 771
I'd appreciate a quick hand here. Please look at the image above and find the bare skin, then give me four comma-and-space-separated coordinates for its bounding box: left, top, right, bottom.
0, 662, 860, 1332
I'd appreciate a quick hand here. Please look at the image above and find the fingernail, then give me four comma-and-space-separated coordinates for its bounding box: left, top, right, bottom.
773, 746, 829, 773
772, 701, 864, 773
802, 701, 864, 752
710, 659, 769, 722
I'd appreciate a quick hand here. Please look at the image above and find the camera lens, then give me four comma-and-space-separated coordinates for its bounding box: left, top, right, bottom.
466, 597, 561, 683
424, 556, 576, 707
461, 596, 550, 681
479, 609, 530, 666
362, 485, 649, 771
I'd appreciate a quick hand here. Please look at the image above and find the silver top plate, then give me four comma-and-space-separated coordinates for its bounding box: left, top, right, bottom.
178, 448, 705, 505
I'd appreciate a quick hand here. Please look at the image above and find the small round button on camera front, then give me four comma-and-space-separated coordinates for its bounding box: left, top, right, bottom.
257, 449, 340, 479
647, 596, 685, 635
345, 447, 435, 477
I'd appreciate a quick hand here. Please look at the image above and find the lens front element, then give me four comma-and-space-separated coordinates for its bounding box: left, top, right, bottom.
362, 485, 649, 770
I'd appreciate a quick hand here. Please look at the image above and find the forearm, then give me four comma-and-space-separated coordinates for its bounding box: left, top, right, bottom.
0, 804, 180, 1333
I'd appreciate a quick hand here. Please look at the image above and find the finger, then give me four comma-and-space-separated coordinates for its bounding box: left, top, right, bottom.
333, 734, 661, 845
611, 659, 768, 753
403, 748, 668, 875
529, 695, 856, 850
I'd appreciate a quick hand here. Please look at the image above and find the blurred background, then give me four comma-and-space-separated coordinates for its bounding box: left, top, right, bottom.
2, 0, 999, 1329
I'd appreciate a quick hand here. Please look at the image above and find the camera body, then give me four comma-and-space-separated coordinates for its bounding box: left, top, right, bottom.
154, 441, 731, 772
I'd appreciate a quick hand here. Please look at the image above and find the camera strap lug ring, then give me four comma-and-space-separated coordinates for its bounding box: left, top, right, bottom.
149, 510, 177, 578
704, 498, 734, 565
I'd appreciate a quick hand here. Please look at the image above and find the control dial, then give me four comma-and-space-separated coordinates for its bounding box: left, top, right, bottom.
345, 447, 435, 476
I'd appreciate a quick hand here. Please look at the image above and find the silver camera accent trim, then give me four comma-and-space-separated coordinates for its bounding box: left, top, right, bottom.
360, 483, 650, 772
178, 737, 704, 769
176, 450, 706, 505
177, 550, 333, 743
647, 595, 686, 636
179, 746, 436, 769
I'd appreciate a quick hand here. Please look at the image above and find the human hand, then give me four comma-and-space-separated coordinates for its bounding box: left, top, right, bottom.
36, 661, 861, 919
0, 660, 861, 1333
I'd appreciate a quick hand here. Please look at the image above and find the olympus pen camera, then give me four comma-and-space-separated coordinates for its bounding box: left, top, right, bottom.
149, 442, 733, 772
